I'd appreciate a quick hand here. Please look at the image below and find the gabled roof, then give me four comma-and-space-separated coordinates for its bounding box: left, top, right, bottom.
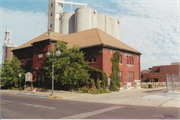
13, 28, 140, 54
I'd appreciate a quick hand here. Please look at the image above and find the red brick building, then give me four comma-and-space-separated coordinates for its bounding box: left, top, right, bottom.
12, 28, 141, 88
141, 62, 180, 82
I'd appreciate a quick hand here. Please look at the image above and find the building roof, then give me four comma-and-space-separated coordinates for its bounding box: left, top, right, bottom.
13, 28, 140, 54
13, 31, 64, 50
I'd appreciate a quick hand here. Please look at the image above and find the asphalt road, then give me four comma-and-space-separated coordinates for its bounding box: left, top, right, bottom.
1, 92, 180, 119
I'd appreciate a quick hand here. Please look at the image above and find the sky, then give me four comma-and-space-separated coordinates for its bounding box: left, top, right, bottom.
0, 0, 179, 70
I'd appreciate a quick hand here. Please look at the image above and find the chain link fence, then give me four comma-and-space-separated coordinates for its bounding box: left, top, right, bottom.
166, 73, 180, 93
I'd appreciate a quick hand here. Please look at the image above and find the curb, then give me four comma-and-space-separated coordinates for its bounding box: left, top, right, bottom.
16, 93, 49, 98
16, 93, 71, 99
48, 96, 72, 99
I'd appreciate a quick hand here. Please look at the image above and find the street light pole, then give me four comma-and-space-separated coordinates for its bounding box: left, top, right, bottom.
46, 43, 61, 96
52, 46, 54, 96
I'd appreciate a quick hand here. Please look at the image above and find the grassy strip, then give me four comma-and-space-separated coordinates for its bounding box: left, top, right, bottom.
141, 85, 166, 89
79, 87, 111, 94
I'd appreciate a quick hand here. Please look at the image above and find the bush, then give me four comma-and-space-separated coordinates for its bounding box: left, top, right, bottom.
102, 72, 107, 89
96, 79, 101, 89
79, 87, 89, 93
91, 79, 95, 88
109, 80, 119, 91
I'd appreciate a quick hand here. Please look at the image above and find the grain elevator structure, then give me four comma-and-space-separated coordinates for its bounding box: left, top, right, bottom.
48, 0, 120, 40
2, 29, 16, 62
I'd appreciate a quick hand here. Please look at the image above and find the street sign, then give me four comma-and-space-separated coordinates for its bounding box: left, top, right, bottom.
19, 73, 22, 77
25, 72, 32, 82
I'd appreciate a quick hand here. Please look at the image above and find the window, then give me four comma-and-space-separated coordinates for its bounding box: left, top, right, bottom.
129, 72, 134, 82
50, 24, 52, 27
85, 55, 87, 61
94, 54, 96, 62
37, 73, 45, 82
89, 55, 91, 62
27, 65, 33, 73
132, 57, 134, 65
51, 3, 53, 7
119, 71, 123, 82
51, 13, 53, 16
126, 56, 128, 64
129, 56, 131, 64
120, 54, 122, 63
126, 55, 134, 65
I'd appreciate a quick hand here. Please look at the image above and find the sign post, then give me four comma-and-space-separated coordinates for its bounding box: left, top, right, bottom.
25, 72, 33, 91
19, 73, 22, 93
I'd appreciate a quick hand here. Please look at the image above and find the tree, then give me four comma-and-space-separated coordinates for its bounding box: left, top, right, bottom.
96, 79, 101, 89
0, 57, 25, 88
44, 41, 90, 90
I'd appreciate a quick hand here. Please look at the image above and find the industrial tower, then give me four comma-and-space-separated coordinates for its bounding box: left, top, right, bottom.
2, 29, 16, 63
48, 0, 120, 40
48, 0, 87, 33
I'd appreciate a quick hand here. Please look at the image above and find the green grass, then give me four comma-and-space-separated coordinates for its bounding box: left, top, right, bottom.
141, 85, 166, 89
79, 87, 111, 94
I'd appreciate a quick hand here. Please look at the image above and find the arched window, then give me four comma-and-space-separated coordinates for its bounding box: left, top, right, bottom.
132, 57, 134, 65
120, 54, 122, 63
51, 3, 53, 7
129, 56, 131, 64
94, 54, 96, 62
126, 56, 128, 64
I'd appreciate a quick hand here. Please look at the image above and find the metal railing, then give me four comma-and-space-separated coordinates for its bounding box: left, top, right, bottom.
166, 73, 180, 92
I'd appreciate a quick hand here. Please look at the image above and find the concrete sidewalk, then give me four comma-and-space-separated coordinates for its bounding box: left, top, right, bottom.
1, 88, 179, 108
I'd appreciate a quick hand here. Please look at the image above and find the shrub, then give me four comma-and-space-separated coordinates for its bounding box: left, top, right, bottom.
80, 87, 89, 93
91, 79, 95, 88
102, 72, 107, 89
96, 79, 101, 89
109, 80, 119, 91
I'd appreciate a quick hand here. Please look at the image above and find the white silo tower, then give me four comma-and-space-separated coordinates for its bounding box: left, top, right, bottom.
97, 13, 110, 35
60, 12, 75, 35
48, 0, 87, 33
110, 18, 120, 40
75, 8, 97, 32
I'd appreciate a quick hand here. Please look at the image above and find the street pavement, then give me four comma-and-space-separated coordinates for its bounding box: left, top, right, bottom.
1, 87, 179, 108
1, 92, 180, 119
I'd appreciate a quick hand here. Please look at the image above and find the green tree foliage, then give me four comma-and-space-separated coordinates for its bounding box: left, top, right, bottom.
90, 79, 95, 88
110, 51, 121, 90
109, 80, 118, 91
84, 66, 107, 88
96, 79, 101, 89
0, 57, 25, 88
101, 71, 107, 89
44, 41, 90, 89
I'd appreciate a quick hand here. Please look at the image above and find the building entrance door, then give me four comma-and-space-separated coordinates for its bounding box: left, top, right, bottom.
37, 73, 45, 87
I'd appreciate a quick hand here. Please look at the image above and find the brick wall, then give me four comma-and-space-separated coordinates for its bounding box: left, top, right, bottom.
102, 48, 140, 85
141, 65, 180, 82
